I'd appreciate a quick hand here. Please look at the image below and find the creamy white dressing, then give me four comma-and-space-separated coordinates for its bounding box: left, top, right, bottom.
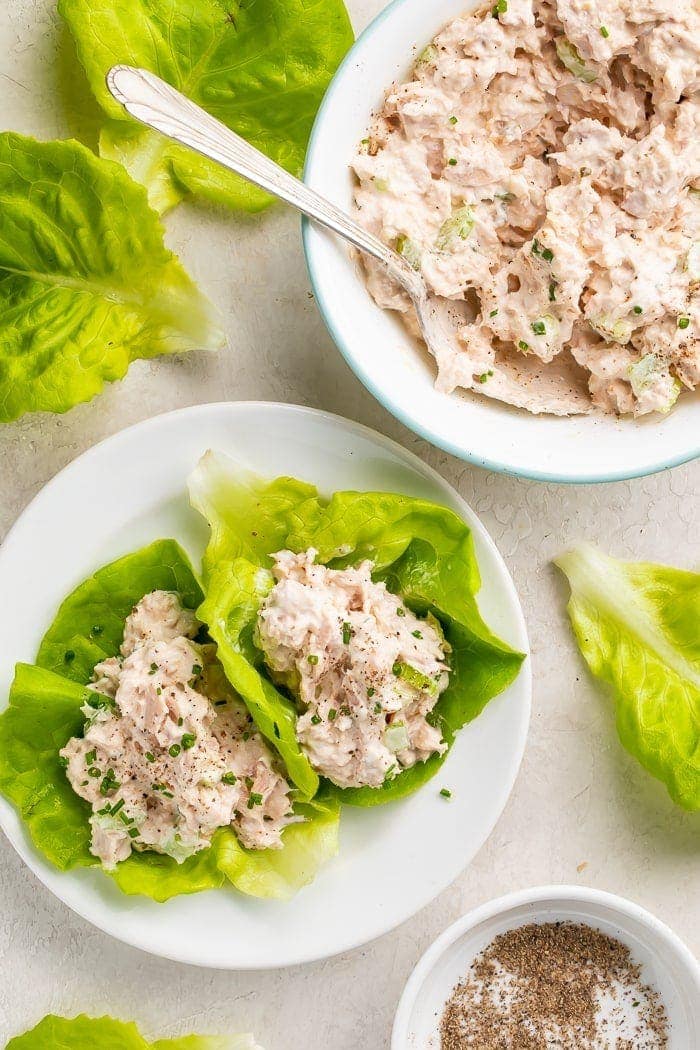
256, 549, 449, 789
353, 0, 699, 417
62, 590, 297, 869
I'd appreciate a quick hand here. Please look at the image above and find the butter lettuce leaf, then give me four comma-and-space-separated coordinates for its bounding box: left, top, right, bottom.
556, 544, 700, 809
5, 1014, 263, 1050
189, 452, 525, 805
0, 541, 338, 900
59, 0, 354, 214
0, 133, 223, 423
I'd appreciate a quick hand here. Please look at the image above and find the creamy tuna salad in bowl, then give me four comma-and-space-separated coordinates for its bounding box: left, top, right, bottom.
303, 0, 700, 480
0, 448, 523, 907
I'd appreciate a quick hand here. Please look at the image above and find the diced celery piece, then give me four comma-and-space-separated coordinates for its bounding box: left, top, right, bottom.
555, 38, 597, 82
436, 206, 475, 251
396, 235, 422, 271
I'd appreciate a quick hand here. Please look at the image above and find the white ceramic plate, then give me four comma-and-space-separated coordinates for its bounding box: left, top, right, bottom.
393, 886, 700, 1048
0, 402, 530, 969
303, 0, 700, 483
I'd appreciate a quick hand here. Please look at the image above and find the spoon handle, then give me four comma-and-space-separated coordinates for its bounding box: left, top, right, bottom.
106, 65, 419, 293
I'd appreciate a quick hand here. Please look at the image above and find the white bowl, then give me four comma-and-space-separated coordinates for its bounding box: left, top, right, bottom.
392, 885, 700, 1048
303, 0, 700, 483
0, 402, 530, 969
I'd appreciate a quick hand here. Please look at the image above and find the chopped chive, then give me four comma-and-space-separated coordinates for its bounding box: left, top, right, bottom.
181, 732, 196, 751
367, 687, 375, 698
531, 238, 541, 256
242, 730, 250, 741
531, 320, 546, 335
392, 662, 402, 676
374, 702, 383, 714
342, 621, 352, 644
145, 751, 155, 763
361, 137, 369, 144
492, 0, 507, 16
191, 664, 202, 676
440, 787, 452, 799
110, 798, 125, 815
127, 827, 140, 839
549, 282, 557, 302
100, 770, 120, 796
412, 629, 423, 638
678, 316, 690, 330
328, 708, 337, 721
245, 776, 254, 789
149, 662, 158, 675
542, 248, 554, 263
222, 772, 237, 785
307, 654, 319, 665
449, 115, 458, 124
64, 650, 75, 663
397, 607, 406, 617
88, 767, 102, 778
448, 158, 458, 166
600, 25, 609, 37
633, 305, 643, 314
85, 749, 97, 765
478, 373, 490, 383
489, 308, 499, 317
247, 792, 263, 809
177, 717, 183, 727
518, 340, 530, 351
169, 744, 181, 758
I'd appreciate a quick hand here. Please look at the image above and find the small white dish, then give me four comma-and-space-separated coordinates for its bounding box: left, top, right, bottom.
303, 0, 700, 483
0, 402, 530, 969
392, 885, 700, 1048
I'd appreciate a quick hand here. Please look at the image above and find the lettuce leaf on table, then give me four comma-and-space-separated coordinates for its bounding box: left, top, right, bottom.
0, 540, 338, 901
59, 0, 354, 214
556, 544, 700, 810
190, 451, 525, 806
5, 1014, 263, 1050
0, 134, 223, 423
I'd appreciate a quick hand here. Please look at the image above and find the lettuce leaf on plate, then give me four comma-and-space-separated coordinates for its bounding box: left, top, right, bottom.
0, 134, 223, 423
0, 540, 338, 900
59, 0, 354, 214
555, 544, 700, 809
5, 1014, 263, 1050
190, 451, 525, 806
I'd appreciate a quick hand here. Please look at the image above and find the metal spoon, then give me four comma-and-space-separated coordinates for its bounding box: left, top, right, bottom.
106, 65, 470, 380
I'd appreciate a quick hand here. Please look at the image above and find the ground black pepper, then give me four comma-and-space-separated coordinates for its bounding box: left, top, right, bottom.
440, 921, 668, 1048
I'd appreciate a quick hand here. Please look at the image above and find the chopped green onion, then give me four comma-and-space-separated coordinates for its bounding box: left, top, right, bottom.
448, 158, 458, 167
88, 767, 102, 778
342, 621, 352, 644
492, 0, 507, 16
449, 116, 458, 125
489, 308, 499, 317
247, 792, 263, 809
311, 714, 322, 725
518, 340, 530, 351
678, 316, 690, 330
549, 282, 557, 302
397, 607, 406, 617
169, 744, 181, 758
542, 248, 554, 263
633, 305, 643, 314
600, 25, 609, 37
181, 732, 196, 751
222, 772, 237, 785
127, 827, 140, 839
145, 751, 155, 763
367, 687, 376, 697
440, 787, 452, 799
328, 709, 338, 721
100, 770, 120, 796
531, 320, 547, 336
149, 662, 158, 675
308, 654, 319, 665
110, 798, 125, 816
85, 749, 97, 765
374, 702, 383, 714
191, 664, 202, 676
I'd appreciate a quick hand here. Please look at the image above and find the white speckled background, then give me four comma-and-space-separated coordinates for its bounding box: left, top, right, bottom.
0, 1, 699, 1046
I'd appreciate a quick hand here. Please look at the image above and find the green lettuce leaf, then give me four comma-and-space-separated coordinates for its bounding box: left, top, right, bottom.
0, 541, 338, 900
36, 539, 204, 684
189, 452, 525, 805
555, 544, 700, 809
0, 133, 223, 423
59, 0, 354, 214
5, 1014, 263, 1050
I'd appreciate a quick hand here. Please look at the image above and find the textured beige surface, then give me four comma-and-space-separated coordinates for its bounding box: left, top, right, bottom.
0, 1, 699, 1046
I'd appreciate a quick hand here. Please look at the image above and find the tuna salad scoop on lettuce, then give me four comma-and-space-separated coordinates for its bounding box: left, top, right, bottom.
5, 1013, 263, 1049
0, 540, 339, 902
189, 451, 525, 806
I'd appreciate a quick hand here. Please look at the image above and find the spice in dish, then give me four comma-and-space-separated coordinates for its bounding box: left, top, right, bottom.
440, 921, 669, 1048
353, 0, 699, 418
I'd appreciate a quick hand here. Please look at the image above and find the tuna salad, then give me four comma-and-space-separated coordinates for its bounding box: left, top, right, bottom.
61, 590, 298, 869
353, 0, 700, 416
256, 549, 449, 788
